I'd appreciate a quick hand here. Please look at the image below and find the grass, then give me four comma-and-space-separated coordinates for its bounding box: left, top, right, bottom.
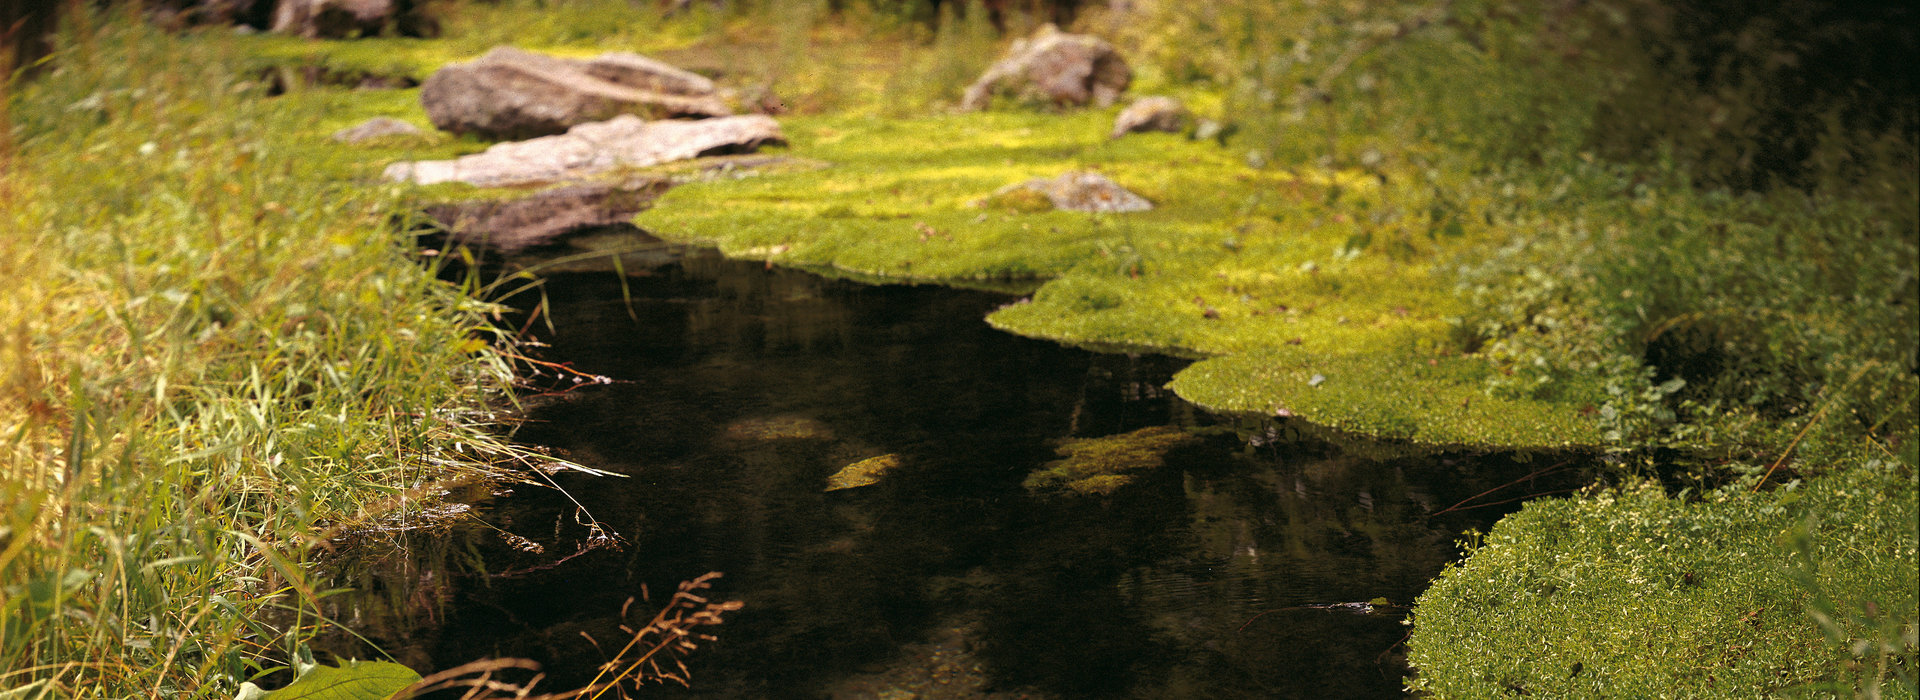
0, 10, 554, 695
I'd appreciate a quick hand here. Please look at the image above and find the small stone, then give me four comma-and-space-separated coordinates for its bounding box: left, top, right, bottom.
989, 171, 1151, 213
330, 116, 424, 144
1110, 96, 1188, 139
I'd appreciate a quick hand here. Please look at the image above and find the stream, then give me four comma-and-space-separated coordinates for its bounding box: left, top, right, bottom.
323, 226, 1592, 698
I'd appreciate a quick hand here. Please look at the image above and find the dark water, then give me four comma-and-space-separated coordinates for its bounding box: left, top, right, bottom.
327, 227, 1591, 698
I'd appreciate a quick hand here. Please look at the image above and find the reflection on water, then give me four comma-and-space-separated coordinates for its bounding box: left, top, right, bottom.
324, 227, 1591, 698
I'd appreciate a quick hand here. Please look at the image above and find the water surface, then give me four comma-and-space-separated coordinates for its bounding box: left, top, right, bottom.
330, 227, 1590, 698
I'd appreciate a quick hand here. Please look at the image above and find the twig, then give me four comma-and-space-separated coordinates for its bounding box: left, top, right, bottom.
1427, 460, 1572, 518
1752, 362, 1875, 492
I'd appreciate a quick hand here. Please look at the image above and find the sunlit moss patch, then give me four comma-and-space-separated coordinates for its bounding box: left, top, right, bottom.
634, 111, 1608, 446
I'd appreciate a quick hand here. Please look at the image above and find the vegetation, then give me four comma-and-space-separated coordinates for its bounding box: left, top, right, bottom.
3, 0, 1913, 696
1410, 459, 1917, 697
0, 9, 554, 695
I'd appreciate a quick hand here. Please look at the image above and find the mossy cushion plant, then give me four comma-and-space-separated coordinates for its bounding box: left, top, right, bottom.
1407, 460, 1919, 697
634, 109, 1605, 448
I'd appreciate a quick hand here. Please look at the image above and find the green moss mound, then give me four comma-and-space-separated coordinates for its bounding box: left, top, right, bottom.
1408, 461, 1920, 697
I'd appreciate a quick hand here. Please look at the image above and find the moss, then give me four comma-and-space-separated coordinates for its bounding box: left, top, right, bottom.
1408, 460, 1919, 696
979, 185, 1055, 213
1022, 426, 1202, 496
634, 111, 1609, 447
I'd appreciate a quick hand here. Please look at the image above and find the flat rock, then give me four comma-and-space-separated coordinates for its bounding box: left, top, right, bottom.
419, 180, 671, 253
382, 114, 785, 187
420, 46, 730, 140
961, 24, 1131, 111
331, 116, 424, 143
993, 171, 1151, 213
1110, 95, 1188, 138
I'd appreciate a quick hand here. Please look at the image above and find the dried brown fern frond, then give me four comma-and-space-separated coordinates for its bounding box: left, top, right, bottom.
587, 572, 745, 696
391, 572, 742, 700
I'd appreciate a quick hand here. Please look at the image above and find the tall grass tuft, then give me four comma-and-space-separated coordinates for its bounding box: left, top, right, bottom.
0, 7, 566, 694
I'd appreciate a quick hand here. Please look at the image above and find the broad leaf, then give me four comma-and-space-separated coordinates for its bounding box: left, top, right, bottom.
233, 661, 421, 700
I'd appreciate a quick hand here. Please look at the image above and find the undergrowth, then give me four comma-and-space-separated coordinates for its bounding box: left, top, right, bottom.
0, 10, 553, 695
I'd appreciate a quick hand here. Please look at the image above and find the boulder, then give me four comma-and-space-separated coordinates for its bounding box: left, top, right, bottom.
419, 180, 671, 253
1110, 96, 1188, 139
330, 116, 423, 143
420, 47, 730, 140
991, 171, 1151, 213
961, 24, 1131, 111
382, 114, 785, 188
270, 0, 436, 38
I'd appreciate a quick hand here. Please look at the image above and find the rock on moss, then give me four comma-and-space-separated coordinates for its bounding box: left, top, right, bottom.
1110, 96, 1188, 139
420, 46, 730, 140
961, 24, 1131, 111
330, 116, 424, 143
991, 171, 1151, 213
1023, 425, 1200, 496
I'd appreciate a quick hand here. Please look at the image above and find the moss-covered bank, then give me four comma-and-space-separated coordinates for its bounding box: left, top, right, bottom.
635, 110, 1605, 447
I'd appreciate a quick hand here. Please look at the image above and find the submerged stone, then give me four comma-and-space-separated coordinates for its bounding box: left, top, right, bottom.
723, 414, 834, 441
825, 453, 902, 491
1022, 425, 1200, 496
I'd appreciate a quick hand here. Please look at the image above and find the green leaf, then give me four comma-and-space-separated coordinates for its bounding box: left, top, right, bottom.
235, 661, 421, 700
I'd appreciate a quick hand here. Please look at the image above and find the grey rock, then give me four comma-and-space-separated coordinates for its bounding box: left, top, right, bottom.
383, 114, 785, 187
271, 0, 433, 38
581, 52, 718, 98
420, 46, 730, 140
1110, 95, 1188, 139
995, 171, 1151, 213
419, 180, 671, 253
330, 116, 423, 143
962, 24, 1131, 111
